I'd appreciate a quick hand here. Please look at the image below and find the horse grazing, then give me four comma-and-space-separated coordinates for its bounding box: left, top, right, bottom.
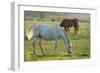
60, 18, 80, 34
26, 24, 72, 56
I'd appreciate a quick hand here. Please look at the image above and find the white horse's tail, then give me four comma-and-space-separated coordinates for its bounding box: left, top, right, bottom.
26, 25, 33, 40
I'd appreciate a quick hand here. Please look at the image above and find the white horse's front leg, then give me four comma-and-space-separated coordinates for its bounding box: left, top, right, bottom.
39, 38, 44, 56
54, 39, 58, 56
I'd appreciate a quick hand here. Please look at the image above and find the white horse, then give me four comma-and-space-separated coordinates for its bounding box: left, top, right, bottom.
26, 24, 72, 56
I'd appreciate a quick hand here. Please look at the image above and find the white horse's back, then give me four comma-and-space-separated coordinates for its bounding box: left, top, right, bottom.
33, 24, 63, 40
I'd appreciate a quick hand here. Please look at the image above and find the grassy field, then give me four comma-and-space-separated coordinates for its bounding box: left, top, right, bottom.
24, 20, 90, 61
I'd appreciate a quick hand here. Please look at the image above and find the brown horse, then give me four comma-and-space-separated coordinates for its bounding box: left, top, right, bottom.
60, 18, 80, 34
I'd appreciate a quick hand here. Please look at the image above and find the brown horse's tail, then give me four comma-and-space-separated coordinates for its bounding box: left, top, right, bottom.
75, 18, 80, 33
76, 22, 80, 32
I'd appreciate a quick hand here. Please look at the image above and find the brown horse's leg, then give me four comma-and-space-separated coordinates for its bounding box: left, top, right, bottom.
74, 27, 77, 34
64, 27, 66, 32
65, 27, 70, 34
67, 27, 70, 34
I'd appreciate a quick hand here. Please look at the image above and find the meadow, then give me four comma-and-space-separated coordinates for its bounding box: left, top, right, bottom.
24, 20, 90, 61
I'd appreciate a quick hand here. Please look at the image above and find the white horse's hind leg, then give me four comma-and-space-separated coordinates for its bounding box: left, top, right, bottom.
33, 38, 36, 55
54, 39, 58, 56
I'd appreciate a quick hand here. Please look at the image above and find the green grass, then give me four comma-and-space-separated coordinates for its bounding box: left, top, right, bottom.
24, 21, 90, 61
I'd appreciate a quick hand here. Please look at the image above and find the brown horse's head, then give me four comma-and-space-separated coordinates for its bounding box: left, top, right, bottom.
60, 19, 68, 27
